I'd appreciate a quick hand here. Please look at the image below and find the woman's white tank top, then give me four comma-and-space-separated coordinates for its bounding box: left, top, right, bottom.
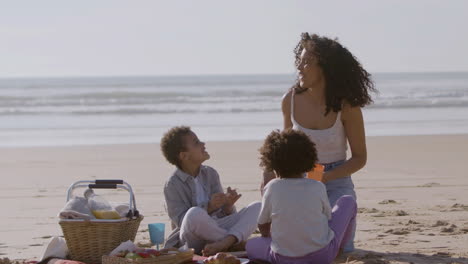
291, 92, 347, 164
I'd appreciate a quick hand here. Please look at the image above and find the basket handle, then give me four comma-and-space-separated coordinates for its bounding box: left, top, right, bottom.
95, 180, 124, 185
66, 180, 139, 218
89, 184, 118, 189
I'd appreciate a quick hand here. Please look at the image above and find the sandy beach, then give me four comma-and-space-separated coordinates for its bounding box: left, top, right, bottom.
1, 134, 468, 263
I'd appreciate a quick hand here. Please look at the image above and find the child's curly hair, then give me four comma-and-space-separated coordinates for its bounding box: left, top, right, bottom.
160, 126, 192, 169
259, 129, 318, 178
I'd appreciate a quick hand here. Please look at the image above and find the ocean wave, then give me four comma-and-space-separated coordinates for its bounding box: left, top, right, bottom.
1, 72, 468, 116
0, 94, 282, 108
0, 74, 294, 90
2, 92, 467, 108
2, 99, 468, 116
0, 107, 280, 116
370, 100, 468, 108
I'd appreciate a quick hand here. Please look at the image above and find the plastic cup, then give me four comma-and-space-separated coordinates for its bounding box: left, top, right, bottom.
148, 223, 165, 249
307, 164, 324, 182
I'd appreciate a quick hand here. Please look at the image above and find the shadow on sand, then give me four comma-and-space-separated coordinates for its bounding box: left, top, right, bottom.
333, 249, 468, 264
245, 248, 468, 264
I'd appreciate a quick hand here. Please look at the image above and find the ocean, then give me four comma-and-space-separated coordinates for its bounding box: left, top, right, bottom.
1, 72, 468, 147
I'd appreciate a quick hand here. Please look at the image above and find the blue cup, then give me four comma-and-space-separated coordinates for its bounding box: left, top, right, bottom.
148, 223, 165, 249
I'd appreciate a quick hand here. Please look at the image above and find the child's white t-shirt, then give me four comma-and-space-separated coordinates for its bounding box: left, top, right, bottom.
258, 178, 334, 257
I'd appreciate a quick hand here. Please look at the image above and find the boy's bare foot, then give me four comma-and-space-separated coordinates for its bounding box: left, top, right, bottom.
202, 235, 237, 256
227, 240, 246, 252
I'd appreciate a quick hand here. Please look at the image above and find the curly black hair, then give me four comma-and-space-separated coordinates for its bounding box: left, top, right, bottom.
293, 32, 377, 115
160, 126, 192, 169
259, 129, 318, 178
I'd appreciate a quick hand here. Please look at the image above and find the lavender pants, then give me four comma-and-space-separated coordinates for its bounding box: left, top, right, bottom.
246, 195, 357, 264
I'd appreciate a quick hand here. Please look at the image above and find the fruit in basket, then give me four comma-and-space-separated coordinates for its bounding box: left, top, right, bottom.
92, 210, 121, 219
125, 252, 143, 259
84, 189, 122, 219
145, 249, 161, 257
117, 249, 162, 259
137, 252, 151, 258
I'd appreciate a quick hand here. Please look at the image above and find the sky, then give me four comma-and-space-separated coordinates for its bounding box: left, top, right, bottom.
0, 0, 467, 78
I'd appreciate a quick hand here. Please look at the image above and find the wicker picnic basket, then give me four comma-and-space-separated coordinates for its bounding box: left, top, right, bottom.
102, 249, 194, 264
59, 180, 143, 264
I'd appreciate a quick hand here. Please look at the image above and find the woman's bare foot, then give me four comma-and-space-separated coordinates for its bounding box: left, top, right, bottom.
202, 235, 237, 256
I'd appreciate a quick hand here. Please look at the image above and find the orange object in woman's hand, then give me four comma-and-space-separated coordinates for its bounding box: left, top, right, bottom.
307, 164, 324, 182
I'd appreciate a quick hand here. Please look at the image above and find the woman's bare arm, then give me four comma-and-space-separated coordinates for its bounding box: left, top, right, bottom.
281, 91, 293, 130
322, 104, 367, 182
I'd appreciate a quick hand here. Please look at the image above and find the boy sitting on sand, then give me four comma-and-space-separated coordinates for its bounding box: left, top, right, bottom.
246, 129, 357, 264
161, 126, 261, 256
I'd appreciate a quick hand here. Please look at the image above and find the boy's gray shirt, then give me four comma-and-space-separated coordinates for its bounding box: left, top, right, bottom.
163, 165, 235, 248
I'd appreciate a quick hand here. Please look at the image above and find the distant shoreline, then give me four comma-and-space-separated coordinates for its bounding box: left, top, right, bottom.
1, 71, 468, 81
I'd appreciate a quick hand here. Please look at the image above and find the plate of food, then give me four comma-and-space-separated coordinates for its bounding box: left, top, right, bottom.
202, 253, 249, 264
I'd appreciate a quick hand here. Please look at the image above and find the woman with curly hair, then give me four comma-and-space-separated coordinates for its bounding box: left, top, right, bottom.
248, 129, 357, 264
262, 33, 377, 253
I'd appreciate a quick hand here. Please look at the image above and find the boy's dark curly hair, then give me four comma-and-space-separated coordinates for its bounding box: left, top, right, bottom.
293, 32, 377, 115
259, 129, 318, 178
160, 126, 192, 169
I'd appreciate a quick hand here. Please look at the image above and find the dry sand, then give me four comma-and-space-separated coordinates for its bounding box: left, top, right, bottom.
1, 134, 468, 263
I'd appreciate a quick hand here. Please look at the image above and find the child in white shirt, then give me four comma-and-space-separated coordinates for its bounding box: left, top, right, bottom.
246, 129, 357, 264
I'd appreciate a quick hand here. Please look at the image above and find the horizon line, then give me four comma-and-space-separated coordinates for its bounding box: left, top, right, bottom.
1, 70, 468, 80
